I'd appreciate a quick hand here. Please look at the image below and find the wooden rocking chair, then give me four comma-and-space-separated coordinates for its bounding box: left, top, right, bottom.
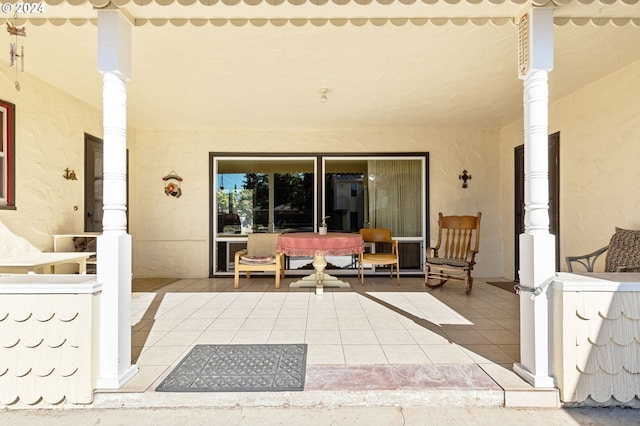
425, 212, 481, 295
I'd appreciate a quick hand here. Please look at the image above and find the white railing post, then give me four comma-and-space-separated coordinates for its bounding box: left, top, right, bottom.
95, 8, 137, 389
513, 7, 556, 388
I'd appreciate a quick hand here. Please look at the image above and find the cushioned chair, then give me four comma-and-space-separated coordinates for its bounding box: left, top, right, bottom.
234, 233, 285, 289
566, 227, 640, 272
358, 228, 400, 285
425, 212, 481, 295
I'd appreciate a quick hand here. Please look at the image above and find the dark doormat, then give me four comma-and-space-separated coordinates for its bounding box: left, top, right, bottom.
155, 344, 307, 392
486, 281, 518, 294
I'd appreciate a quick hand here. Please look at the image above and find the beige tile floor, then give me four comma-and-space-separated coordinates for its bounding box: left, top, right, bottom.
119, 274, 537, 404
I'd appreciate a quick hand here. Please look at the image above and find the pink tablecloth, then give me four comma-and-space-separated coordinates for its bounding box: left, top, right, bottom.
277, 232, 364, 257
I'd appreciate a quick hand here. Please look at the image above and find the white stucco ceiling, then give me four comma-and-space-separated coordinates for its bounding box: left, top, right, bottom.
2, 0, 640, 130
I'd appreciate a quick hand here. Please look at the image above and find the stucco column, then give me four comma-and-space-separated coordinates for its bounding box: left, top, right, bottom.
95, 8, 137, 389
512, 7, 556, 388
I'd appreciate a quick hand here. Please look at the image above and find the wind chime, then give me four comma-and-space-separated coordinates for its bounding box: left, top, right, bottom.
7, 15, 26, 91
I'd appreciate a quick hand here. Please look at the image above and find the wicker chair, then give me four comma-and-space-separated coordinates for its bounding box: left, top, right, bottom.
566, 227, 640, 273
425, 212, 481, 295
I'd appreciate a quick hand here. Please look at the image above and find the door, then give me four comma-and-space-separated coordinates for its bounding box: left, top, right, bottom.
514, 132, 560, 281
84, 134, 103, 232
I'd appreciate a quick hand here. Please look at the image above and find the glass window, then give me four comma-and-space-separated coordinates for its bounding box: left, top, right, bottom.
323, 157, 424, 238
211, 154, 427, 275
215, 158, 316, 236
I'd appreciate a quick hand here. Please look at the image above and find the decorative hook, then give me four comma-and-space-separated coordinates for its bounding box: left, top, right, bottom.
459, 169, 471, 188
63, 168, 77, 180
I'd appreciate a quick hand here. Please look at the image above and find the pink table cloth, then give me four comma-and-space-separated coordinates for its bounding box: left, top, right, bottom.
277, 232, 364, 257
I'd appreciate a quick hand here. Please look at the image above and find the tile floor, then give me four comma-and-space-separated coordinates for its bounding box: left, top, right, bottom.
117, 274, 539, 407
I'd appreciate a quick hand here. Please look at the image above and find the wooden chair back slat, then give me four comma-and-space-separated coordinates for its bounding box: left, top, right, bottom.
437, 214, 481, 261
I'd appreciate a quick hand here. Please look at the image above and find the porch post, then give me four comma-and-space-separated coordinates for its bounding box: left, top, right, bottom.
95, 8, 137, 389
512, 7, 556, 388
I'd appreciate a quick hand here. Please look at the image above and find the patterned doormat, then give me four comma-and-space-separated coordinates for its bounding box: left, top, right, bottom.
155, 344, 307, 392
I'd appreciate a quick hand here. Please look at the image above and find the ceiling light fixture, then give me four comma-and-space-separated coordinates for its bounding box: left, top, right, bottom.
320, 88, 328, 103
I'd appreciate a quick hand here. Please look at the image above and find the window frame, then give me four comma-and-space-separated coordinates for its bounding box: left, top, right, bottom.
209, 152, 429, 277
0, 99, 16, 209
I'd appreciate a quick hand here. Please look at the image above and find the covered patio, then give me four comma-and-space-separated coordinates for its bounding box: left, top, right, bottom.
96, 275, 557, 408
0, 0, 639, 410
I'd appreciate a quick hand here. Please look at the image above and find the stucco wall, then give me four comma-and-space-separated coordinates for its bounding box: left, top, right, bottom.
0, 71, 103, 250
9, 58, 639, 281
499, 59, 640, 279
131, 128, 503, 278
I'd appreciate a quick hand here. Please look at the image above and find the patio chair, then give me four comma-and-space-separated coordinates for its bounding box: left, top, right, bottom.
565, 227, 640, 272
358, 228, 400, 285
425, 212, 481, 295
234, 233, 285, 289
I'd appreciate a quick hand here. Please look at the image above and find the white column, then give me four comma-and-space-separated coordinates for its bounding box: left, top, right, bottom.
95, 9, 137, 389
513, 7, 556, 388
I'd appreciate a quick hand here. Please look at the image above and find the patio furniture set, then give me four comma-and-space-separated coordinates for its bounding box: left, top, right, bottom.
2, 214, 638, 294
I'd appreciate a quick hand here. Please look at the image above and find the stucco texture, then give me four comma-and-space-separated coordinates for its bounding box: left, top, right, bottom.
131, 128, 502, 278
500, 59, 640, 279
3, 54, 640, 280
0, 71, 102, 250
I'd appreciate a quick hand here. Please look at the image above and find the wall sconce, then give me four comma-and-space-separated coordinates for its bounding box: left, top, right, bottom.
459, 169, 471, 188
63, 168, 78, 180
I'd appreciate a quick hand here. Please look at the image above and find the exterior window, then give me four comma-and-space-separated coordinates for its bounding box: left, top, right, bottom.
0, 99, 15, 208
215, 159, 315, 235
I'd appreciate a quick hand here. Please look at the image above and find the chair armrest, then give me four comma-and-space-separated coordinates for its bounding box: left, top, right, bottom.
617, 264, 640, 272
425, 246, 438, 259
234, 249, 248, 262
565, 245, 608, 272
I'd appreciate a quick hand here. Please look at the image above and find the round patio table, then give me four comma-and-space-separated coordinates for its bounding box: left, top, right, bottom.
277, 232, 364, 295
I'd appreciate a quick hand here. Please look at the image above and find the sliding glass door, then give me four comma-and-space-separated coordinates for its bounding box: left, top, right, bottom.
323, 156, 426, 273
211, 153, 428, 276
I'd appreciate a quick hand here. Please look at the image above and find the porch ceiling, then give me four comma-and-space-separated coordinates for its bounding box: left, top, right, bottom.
3, 1, 640, 130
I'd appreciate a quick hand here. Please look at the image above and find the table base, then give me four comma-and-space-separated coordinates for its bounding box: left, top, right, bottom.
288, 255, 351, 295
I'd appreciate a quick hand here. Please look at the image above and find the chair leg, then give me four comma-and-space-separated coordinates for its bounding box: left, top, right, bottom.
396, 261, 400, 286
234, 269, 240, 289
464, 272, 473, 295
424, 264, 429, 287
274, 258, 281, 289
